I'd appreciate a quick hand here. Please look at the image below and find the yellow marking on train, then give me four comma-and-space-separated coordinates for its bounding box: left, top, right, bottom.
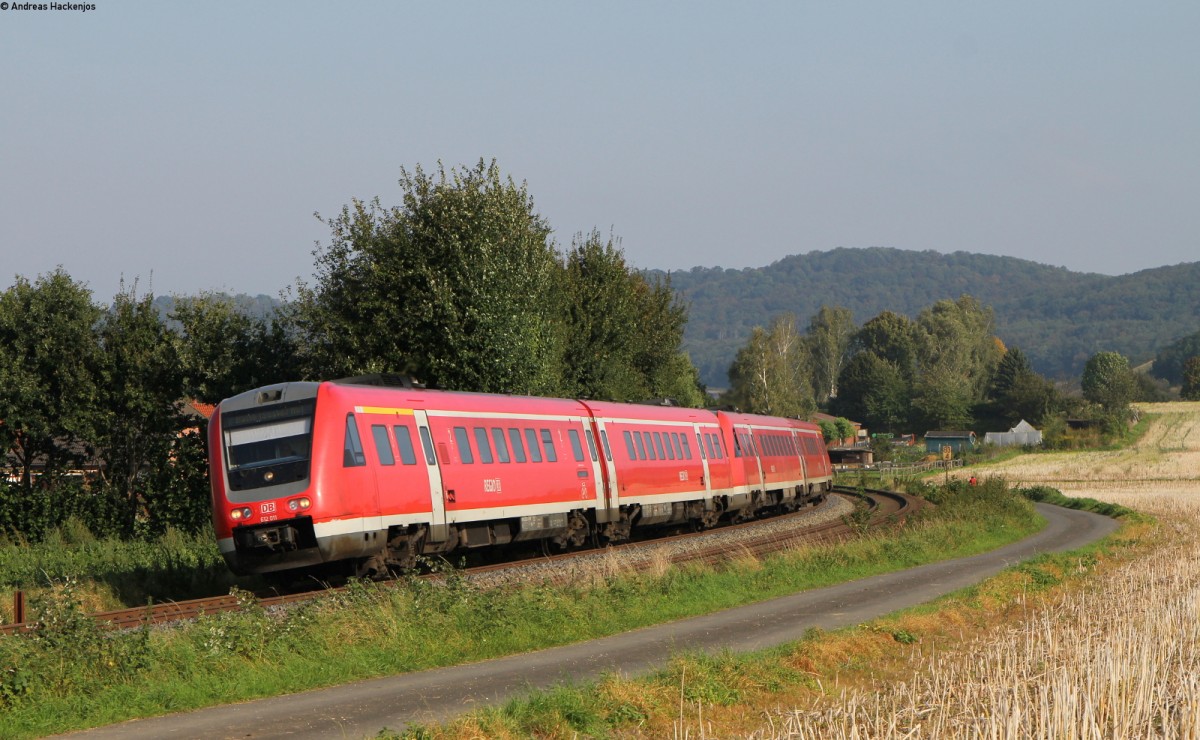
354, 406, 415, 416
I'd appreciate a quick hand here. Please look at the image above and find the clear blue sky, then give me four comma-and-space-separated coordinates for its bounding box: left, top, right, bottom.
3, 1, 1197, 301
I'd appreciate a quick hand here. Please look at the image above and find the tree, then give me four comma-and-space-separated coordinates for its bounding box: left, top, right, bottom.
726, 314, 814, 417
1151, 331, 1200, 386
0, 270, 104, 491
559, 232, 703, 405
172, 293, 297, 404
1081, 351, 1135, 415
96, 285, 193, 536
985, 346, 1060, 427
833, 352, 910, 432
1181, 356, 1200, 401
805, 305, 854, 405
854, 310, 919, 376
911, 295, 1001, 429
294, 160, 564, 395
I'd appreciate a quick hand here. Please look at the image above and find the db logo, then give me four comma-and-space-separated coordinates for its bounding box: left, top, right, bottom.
261, 501, 276, 514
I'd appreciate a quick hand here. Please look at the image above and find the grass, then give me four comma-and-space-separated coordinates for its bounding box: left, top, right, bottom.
395, 490, 1150, 739
391, 402, 1200, 738
0, 479, 1043, 738
0, 527, 255, 622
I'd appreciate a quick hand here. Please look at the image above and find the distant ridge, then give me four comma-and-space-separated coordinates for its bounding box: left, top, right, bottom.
648, 247, 1200, 387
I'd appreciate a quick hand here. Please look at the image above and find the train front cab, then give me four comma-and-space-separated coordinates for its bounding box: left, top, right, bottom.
211, 382, 408, 575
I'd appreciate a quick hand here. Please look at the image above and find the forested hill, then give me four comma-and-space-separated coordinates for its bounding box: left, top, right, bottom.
649, 247, 1200, 388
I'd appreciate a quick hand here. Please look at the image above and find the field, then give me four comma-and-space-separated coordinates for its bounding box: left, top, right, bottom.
412, 402, 1200, 738
742, 401, 1200, 738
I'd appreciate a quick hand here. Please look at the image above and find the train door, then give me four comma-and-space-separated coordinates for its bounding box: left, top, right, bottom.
792, 429, 809, 491
413, 410, 448, 542
745, 426, 765, 490
692, 422, 712, 494
589, 418, 619, 523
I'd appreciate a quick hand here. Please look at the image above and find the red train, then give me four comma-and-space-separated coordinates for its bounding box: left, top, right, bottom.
207, 376, 833, 577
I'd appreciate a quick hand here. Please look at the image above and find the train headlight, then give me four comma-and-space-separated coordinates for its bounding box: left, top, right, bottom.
263, 471, 275, 483
287, 497, 311, 511
230, 507, 252, 521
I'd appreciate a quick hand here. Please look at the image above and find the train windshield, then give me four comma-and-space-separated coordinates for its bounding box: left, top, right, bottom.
222, 399, 316, 491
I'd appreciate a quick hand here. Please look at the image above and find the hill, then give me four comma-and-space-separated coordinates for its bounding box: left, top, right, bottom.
651, 248, 1200, 388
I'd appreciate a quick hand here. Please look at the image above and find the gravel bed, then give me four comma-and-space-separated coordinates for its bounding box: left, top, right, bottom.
465, 494, 855, 590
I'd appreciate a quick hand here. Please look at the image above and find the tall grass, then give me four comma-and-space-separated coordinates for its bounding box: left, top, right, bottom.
0, 519, 244, 619
0, 480, 1042, 738
755, 493, 1199, 739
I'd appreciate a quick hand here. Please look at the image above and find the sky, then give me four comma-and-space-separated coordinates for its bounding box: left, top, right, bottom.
2, 1, 1198, 302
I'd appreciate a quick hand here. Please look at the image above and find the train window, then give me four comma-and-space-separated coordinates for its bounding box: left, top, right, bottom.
454, 427, 474, 464
715, 434, 727, 460
540, 429, 558, 462
491, 428, 511, 463
656, 432, 671, 460
568, 429, 585, 462
584, 429, 599, 462
393, 426, 417, 465
679, 434, 691, 460
524, 428, 543, 462
704, 433, 715, 459
343, 414, 366, 467
641, 432, 656, 460
695, 433, 706, 459
634, 431, 648, 460
473, 427, 494, 464
419, 427, 436, 464
599, 429, 613, 461
733, 434, 743, 458
623, 430, 637, 459
371, 425, 395, 466
508, 428, 527, 463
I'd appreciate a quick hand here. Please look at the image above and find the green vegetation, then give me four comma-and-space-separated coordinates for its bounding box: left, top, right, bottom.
664, 247, 1200, 387
392, 487, 1138, 739
0, 522, 241, 618
0, 480, 1041, 738
0, 159, 704, 545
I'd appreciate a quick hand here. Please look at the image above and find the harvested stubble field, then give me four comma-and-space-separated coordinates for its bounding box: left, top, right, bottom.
752, 401, 1200, 739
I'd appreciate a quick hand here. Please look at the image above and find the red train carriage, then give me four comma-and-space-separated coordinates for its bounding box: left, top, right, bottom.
208, 377, 833, 577
716, 411, 833, 517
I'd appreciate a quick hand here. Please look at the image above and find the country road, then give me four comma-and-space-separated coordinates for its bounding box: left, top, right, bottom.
62, 502, 1118, 740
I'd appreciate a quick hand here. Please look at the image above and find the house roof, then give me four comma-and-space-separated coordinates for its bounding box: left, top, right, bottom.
925, 431, 975, 439
183, 401, 216, 420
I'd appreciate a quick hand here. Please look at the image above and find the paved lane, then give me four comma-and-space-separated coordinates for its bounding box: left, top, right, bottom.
64, 503, 1118, 739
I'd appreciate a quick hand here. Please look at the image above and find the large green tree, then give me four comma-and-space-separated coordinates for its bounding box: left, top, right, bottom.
978, 346, 1060, 428
172, 292, 297, 404
559, 231, 702, 405
96, 286, 196, 536
1181, 356, 1200, 401
911, 295, 1001, 429
726, 313, 815, 417
0, 270, 104, 490
294, 160, 564, 394
805, 305, 854, 405
1081, 351, 1136, 416
1151, 330, 1200, 386
833, 352, 910, 432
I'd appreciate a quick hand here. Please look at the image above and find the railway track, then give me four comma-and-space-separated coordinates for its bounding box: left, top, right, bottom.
0, 487, 919, 636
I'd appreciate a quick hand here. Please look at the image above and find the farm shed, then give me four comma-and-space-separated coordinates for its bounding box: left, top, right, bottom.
924, 431, 976, 456
984, 419, 1043, 447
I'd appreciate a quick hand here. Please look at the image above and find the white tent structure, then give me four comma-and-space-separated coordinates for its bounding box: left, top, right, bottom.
984, 419, 1043, 447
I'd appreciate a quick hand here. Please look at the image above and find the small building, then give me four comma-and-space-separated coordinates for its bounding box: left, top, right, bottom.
924, 431, 976, 456
828, 447, 874, 467
984, 419, 1043, 447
